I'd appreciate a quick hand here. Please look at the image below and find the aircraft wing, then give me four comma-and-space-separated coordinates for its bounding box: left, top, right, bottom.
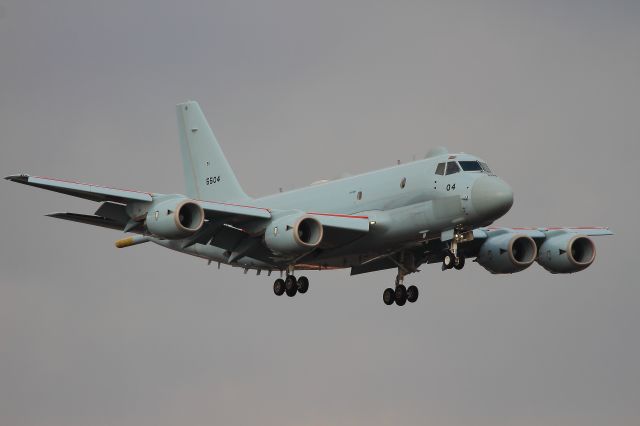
306, 212, 370, 248
199, 200, 271, 220
306, 212, 370, 232
5, 174, 272, 222
474, 226, 613, 239
5, 174, 152, 203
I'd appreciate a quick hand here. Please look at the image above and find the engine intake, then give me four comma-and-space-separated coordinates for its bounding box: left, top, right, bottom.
477, 233, 537, 274
264, 214, 323, 256
537, 233, 595, 273
146, 198, 204, 239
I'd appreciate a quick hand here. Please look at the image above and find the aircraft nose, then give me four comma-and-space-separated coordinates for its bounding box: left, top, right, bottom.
471, 176, 514, 220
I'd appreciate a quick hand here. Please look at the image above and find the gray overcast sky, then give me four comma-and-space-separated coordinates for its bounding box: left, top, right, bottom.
1, 1, 639, 425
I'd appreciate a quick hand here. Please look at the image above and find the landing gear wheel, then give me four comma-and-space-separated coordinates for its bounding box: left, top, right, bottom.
273, 279, 285, 296
297, 276, 309, 294
395, 284, 407, 306
383, 288, 395, 305
454, 255, 465, 270
442, 251, 455, 270
285, 286, 297, 297
284, 275, 297, 291
407, 285, 419, 303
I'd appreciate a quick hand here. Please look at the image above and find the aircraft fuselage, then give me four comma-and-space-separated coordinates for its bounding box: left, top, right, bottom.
158, 152, 513, 272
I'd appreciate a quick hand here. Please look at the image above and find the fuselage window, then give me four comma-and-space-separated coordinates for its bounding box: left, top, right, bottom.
400, 177, 406, 188
459, 161, 483, 172
445, 161, 460, 175
435, 163, 445, 175
357, 191, 363, 200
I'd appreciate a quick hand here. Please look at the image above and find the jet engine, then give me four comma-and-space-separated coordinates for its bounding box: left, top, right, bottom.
477, 233, 537, 274
146, 197, 205, 239
264, 214, 323, 256
537, 233, 595, 273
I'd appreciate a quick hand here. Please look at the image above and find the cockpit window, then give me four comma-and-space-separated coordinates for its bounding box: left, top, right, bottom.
459, 161, 483, 171
445, 161, 460, 175
435, 162, 445, 175
480, 162, 492, 173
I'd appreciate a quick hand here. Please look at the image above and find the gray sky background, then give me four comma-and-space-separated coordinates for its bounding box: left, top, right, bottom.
1, 1, 639, 425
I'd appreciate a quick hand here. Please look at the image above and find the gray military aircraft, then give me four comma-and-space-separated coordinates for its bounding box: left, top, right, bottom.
6, 101, 612, 306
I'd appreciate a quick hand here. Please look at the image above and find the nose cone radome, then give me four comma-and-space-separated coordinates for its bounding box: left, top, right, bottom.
471, 176, 514, 220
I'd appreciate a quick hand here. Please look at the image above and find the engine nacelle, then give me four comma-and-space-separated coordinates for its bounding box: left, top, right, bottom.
537, 233, 595, 273
264, 214, 323, 256
146, 197, 204, 239
477, 233, 537, 274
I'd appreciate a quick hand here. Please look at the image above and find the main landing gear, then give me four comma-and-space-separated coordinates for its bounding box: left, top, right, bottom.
273, 275, 309, 298
383, 271, 419, 307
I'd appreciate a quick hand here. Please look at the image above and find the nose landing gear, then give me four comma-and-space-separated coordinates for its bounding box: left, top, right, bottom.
442, 233, 467, 271
442, 250, 465, 270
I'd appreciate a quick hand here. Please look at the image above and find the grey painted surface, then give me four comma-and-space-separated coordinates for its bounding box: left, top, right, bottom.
1, 1, 638, 425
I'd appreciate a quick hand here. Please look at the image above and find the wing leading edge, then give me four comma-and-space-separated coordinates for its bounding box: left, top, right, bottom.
5, 174, 152, 203
474, 226, 613, 239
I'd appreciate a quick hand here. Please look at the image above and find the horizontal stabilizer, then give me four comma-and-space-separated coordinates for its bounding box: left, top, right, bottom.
47, 212, 135, 232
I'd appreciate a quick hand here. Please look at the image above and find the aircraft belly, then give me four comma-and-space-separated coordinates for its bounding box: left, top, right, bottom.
152, 239, 276, 270
304, 197, 467, 268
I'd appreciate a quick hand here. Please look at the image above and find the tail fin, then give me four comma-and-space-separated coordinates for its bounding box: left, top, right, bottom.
176, 101, 249, 202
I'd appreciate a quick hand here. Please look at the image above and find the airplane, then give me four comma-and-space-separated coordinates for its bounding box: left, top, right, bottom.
5, 101, 612, 306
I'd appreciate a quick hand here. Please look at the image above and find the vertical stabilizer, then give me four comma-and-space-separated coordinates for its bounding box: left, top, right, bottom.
176, 101, 249, 202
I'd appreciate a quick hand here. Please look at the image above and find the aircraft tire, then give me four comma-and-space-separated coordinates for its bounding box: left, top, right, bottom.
395, 285, 407, 306
273, 279, 285, 296
407, 285, 419, 303
383, 288, 395, 305
443, 252, 455, 269
284, 275, 297, 292
454, 255, 465, 270
297, 276, 309, 294
285, 286, 297, 297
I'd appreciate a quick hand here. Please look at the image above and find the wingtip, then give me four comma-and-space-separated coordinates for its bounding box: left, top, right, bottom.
5, 173, 30, 182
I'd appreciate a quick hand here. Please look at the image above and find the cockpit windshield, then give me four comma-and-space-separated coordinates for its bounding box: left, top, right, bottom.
459, 161, 483, 171
434, 159, 493, 175
445, 161, 460, 175
458, 160, 493, 174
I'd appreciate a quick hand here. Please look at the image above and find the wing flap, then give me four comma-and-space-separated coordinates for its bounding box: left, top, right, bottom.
307, 212, 370, 248
47, 212, 132, 232
199, 200, 271, 221
307, 212, 370, 233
